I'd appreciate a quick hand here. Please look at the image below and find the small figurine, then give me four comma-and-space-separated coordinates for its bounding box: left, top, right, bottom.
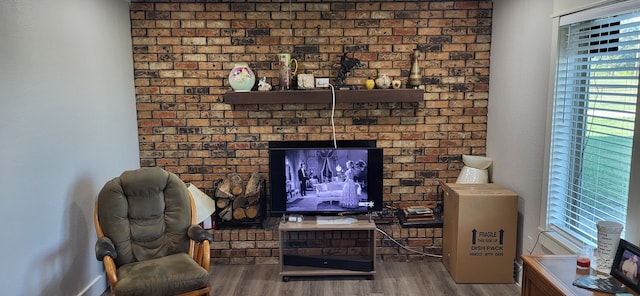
365, 77, 375, 90
392, 79, 402, 89
336, 53, 362, 86
257, 76, 272, 92
375, 74, 391, 89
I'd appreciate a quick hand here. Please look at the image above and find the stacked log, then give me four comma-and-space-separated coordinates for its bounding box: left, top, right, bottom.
215, 172, 263, 222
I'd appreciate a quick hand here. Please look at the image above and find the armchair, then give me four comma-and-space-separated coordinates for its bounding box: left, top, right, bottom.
94, 167, 212, 296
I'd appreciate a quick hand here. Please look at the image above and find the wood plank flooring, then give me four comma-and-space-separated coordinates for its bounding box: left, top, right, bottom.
100, 261, 521, 296
210, 261, 521, 296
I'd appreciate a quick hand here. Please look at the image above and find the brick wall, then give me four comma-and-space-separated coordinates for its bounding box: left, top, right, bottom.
129, 0, 492, 264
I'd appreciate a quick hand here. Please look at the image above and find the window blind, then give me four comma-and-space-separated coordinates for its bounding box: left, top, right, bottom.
548, 8, 640, 244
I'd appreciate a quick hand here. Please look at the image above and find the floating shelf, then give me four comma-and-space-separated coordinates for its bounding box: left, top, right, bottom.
224, 89, 424, 104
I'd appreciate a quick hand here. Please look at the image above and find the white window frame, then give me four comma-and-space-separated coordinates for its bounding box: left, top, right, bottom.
541, 0, 640, 252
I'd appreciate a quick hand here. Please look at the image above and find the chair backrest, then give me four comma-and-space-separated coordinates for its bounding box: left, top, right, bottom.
97, 167, 192, 267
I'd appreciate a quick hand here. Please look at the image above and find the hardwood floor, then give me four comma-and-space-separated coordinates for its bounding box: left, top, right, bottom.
210, 261, 521, 296
101, 261, 521, 295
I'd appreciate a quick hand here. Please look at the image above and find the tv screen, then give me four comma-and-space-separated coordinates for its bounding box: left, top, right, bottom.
269, 141, 383, 216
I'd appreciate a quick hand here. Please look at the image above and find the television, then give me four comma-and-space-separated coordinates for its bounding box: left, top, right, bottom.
269, 140, 384, 216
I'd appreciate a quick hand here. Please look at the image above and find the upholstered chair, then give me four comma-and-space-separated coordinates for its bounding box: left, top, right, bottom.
94, 167, 212, 296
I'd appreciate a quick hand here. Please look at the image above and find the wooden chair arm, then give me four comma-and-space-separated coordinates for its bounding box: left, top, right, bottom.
103, 255, 119, 288
192, 239, 211, 270
94, 203, 119, 289
201, 240, 210, 270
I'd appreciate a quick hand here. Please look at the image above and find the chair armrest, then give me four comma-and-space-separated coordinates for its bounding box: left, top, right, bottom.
95, 237, 117, 261
188, 225, 213, 243
188, 226, 211, 270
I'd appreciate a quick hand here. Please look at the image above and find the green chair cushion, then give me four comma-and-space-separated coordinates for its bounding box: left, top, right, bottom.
114, 253, 209, 296
97, 167, 192, 267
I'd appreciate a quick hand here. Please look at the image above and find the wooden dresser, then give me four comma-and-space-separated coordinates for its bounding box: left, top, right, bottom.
521, 255, 639, 296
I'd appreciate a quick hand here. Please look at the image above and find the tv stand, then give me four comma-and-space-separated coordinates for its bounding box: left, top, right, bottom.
278, 218, 376, 281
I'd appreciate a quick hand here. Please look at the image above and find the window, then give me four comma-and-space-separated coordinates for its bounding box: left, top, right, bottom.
547, 5, 640, 245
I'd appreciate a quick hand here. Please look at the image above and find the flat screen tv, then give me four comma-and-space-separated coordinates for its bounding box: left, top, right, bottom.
269, 140, 383, 216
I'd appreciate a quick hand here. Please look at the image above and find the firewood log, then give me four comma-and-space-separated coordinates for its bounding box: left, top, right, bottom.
215, 177, 233, 199
228, 173, 244, 196
246, 205, 259, 219
233, 195, 247, 209
216, 198, 229, 209
219, 206, 233, 221
246, 193, 259, 205
232, 208, 246, 220
245, 172, 262, 197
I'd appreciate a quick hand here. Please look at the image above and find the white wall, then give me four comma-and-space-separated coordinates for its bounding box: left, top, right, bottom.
487, 0, 554, 257
0, 0, 139, 295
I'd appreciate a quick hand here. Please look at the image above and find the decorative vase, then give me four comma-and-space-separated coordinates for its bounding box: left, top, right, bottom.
456, 155, 493, 184
375, 74, 391, 89
228, 63, 256, 92
409, 48, 422, 88
277, 53, 298, 90
365, 77, 375, 90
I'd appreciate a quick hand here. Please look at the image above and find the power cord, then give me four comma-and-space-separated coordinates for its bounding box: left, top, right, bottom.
328, 83, 337, 149
326, 83, 436, 258
376, 227, 442, 258
529, 230, 553, 255
513, 230, 555, 278
325, 84, 438, 257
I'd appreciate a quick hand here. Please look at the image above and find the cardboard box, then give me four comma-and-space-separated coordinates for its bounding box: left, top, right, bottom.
441, 183, 518, 283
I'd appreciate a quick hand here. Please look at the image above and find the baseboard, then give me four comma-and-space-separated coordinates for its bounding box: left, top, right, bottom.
76, 275, 107, 296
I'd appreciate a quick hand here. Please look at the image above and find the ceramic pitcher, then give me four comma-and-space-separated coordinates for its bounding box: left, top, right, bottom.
277, 53, 298, 90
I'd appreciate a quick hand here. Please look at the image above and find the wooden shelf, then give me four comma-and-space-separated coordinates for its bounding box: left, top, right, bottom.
224, 89, 423, 104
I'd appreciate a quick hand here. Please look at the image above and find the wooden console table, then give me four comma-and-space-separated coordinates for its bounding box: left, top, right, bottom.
521, 255, 639, 296
279, 218, 376, 282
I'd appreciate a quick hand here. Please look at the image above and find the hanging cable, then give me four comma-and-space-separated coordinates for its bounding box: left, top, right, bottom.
376, 227, 442, 258
288, 0, 293, 37
329, 83, 337, 149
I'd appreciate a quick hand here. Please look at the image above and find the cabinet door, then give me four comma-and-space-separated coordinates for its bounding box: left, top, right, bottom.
522, 262, 566, 296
